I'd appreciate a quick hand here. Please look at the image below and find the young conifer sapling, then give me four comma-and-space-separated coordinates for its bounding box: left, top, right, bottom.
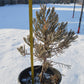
17, 5, 78, 83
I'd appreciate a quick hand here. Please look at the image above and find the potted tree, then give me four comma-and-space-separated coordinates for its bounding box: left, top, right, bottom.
17, 5, 78, 84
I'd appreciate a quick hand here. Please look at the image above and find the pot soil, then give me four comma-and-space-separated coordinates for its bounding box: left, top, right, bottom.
18, 66, 62, 84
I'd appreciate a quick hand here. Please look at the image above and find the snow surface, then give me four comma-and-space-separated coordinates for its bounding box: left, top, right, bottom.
0, 3, 84, 84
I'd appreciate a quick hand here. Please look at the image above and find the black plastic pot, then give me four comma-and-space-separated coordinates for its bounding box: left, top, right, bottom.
18, 66, 62, 84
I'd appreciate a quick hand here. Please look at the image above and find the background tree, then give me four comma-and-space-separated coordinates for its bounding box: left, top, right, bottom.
0, 0, 5, 6
0, 0, 76, 5
10, 0, 13, 4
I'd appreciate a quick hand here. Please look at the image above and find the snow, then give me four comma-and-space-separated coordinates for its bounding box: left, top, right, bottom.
0, 3, 84, 84
33, 7, 82, 11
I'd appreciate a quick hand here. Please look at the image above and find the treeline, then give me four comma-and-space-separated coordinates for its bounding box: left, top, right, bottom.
32, 0, 73, 4
0, 0, 74, 6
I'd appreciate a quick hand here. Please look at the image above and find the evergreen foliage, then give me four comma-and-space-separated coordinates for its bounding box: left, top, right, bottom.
0, 0, 74, 5
17, 5, 78, 83
0, 0, 5, 6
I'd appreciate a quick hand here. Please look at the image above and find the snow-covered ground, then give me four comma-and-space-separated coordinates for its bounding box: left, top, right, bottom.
0, 3, 84, 84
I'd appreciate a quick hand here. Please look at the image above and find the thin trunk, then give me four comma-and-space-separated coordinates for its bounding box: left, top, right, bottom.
77, 0, 84, 33
72, 0, 76, 18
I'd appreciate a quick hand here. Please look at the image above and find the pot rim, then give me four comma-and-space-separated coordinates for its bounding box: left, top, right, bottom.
18, 65, 62, 84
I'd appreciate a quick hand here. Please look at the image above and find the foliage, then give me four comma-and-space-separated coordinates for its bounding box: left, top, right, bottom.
0, 0, 74, 5
0, 0, 5, 6
17, 5, 78, 83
